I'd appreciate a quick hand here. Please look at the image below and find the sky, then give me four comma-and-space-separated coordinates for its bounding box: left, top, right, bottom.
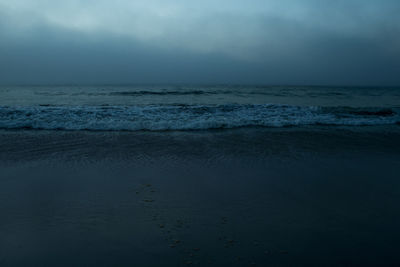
0, 0, 399, 85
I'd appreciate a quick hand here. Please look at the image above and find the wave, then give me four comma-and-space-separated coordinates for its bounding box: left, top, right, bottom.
0, 104, 398, 131
35, 89, 234, 97
32, 88, 307, 97
31, 88, 394, 98
109, 90, 225, 96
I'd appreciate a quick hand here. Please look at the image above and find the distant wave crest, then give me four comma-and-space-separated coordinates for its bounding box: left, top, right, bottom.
0, 104, 399, 131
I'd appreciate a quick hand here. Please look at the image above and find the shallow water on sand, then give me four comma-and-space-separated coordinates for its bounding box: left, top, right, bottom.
1, 127, 400, 266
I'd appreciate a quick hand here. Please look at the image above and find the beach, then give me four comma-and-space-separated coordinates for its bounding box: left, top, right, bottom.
1, 126, 400, 266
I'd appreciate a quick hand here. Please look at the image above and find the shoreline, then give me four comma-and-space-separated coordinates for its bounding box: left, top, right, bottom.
1, 125, 399, 162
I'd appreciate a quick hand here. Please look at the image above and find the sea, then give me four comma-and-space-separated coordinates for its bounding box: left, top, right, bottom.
0, 85, 399, 130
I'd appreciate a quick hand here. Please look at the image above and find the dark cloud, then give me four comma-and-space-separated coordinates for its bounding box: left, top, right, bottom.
0, 0, 399, 85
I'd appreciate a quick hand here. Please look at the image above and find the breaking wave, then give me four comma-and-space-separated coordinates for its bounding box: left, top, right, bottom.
0, 104, 399, 131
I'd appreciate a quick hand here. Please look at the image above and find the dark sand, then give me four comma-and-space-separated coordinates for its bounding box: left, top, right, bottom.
1, 127, 400, 266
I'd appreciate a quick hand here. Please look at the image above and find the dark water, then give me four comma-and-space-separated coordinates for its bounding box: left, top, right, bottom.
2, 85, 400, 107
0, 85, 399, 130
0, 85, 400, 266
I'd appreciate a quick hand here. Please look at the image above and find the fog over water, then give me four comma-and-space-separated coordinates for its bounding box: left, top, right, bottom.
1, 0, 400, 85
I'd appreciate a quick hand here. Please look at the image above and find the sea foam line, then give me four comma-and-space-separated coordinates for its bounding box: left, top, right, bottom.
0, 104, 398, 131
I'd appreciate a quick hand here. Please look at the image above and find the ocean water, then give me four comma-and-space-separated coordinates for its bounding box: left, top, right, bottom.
0, 85, 399, 131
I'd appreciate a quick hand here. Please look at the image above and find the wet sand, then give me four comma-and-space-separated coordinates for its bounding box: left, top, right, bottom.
1, 127, 400, 266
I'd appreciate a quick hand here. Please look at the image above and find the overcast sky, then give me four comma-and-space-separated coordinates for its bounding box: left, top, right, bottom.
0, 0, 399, 85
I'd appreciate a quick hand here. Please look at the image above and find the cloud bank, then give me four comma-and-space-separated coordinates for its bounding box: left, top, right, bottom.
1, 0, 399, 85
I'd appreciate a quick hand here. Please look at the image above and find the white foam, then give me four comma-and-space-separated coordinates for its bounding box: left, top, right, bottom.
0, 104, 398, 131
